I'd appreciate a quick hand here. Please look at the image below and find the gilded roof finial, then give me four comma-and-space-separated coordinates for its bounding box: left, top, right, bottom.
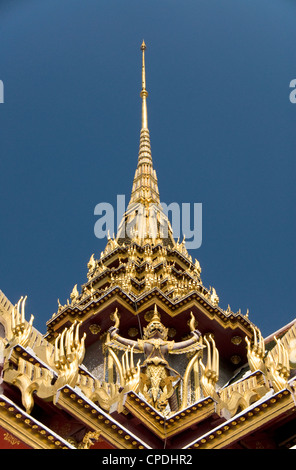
116, 41, 175, 245
140, 40, 148, 129
128, 41, 159, 204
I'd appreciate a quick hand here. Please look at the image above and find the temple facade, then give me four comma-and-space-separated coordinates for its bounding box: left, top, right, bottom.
0, 42, 296, 450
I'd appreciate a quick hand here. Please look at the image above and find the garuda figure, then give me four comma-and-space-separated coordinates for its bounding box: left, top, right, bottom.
108, 305, 202, 412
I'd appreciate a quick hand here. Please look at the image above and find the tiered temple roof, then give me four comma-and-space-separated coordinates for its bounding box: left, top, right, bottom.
0, 43, 296, 450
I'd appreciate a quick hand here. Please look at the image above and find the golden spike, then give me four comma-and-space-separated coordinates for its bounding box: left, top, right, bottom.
141, 41, 146, 86
254, 324, 257, 347
74, 320, 80, 347
205, 336, 211, 370
120, 41, 160, 209
16, 297, 22, 329
21, 295, 27, 324
210, 335, 219, 376
66, 323, 74, 358
140, 40, 148, 130
54, 334, 61, 367
78, 331, 86, 363
59, 329, 66, 365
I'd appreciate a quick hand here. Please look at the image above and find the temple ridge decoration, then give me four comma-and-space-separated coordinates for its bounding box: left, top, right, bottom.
0, 43, 296, 449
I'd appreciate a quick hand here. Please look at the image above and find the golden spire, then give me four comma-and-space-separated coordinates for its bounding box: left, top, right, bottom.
140, 40, 148, 130
117, 41, 175, 247
129, 41, 160, 205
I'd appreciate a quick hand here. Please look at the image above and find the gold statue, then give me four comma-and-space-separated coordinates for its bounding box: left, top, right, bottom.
108, 306, 202, 412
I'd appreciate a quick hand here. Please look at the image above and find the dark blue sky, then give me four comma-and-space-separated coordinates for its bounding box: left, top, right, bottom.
0, 0, 295, 336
